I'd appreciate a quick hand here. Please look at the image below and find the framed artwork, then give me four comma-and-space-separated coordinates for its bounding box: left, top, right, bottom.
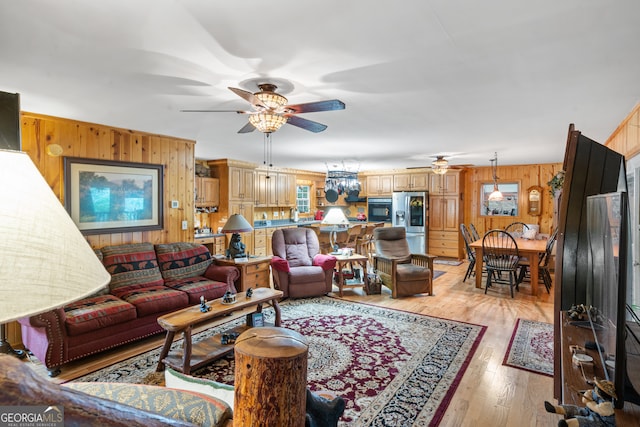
64, 157, 163, 235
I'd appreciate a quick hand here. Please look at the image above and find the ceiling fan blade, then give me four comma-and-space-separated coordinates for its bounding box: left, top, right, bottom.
237, 122, 256, 134
180, 109, 248, 113
286, 99, 345, 114
228, 87, 266, 108
285, 115, 328, 133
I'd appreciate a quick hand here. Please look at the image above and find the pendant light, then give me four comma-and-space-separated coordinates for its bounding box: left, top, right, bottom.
488, 152, 503, 201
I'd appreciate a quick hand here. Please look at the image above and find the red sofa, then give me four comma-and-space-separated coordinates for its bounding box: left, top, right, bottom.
19, 242, 239, 376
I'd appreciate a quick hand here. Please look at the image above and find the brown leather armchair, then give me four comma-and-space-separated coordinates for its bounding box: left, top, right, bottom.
271, 228, 337, 298
373, 227, 436, 298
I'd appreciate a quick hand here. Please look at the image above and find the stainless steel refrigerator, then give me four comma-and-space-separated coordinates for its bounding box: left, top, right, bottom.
392, 191, 428, 254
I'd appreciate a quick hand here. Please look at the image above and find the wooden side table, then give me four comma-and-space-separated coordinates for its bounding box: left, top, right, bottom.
216, 256, 272, 291
334, 253, 369, 297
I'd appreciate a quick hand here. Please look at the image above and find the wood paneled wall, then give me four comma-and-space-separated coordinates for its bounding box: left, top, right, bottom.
606, 102, 640, 159
462, 163, 563, 237
20, 112, 197, 249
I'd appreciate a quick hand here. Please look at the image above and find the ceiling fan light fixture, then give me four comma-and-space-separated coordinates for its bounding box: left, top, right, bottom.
249, 113, 288, 133
432, 156, 449, 175
255, 91, 288, 109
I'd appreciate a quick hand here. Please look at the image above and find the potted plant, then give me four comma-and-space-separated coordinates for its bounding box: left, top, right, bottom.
548, 171, 565, 197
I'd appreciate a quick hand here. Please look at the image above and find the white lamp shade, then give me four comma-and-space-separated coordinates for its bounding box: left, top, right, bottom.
321, 208, 349, 225
0, 150, 111, 323
221, 214, 253, 233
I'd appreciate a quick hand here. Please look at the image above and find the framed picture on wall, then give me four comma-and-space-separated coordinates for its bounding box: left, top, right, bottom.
64, 157, 164, 235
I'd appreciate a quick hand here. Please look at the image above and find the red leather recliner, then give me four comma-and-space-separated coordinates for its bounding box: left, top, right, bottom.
271, 228, 337, 298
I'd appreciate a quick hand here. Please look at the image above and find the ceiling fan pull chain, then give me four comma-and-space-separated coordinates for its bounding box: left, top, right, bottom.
263, 132, 274, 177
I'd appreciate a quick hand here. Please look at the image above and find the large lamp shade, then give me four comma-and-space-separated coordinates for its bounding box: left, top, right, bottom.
321, 208, 349, 251
0, 150, 111, 323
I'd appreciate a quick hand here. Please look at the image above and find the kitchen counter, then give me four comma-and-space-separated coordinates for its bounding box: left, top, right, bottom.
194, 233, 225, 239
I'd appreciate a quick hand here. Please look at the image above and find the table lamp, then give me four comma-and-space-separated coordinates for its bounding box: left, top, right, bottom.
0, 149, 111, 357
221, 213, 253, 258
321, 207, 349, 252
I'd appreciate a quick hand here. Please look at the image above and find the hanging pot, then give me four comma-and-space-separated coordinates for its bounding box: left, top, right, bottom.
325, 188, 339, 203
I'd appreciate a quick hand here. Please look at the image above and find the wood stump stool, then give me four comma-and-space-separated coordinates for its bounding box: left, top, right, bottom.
234, 326, 308, 427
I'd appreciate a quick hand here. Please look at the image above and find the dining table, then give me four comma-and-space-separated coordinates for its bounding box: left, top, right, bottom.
469, 236, 549, 296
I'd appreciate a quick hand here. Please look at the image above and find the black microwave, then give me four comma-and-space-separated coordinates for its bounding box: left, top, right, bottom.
367, 198, 392, 222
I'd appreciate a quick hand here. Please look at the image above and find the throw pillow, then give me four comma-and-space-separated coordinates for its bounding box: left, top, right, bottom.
165, 367, 235, 412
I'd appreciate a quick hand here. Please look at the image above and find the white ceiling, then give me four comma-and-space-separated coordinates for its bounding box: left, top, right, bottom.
2, 0, 639, 172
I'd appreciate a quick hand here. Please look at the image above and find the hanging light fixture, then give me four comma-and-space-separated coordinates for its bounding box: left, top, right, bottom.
254, 89, 288, 109
432, 156, 449, 175
249, 113, 288, 133
488, 152, 503, 201
248, 84, 289, 133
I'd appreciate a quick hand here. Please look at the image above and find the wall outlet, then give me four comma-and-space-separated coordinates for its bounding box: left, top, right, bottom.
181, 220, 188, 230
273, 211, 279, 218
171, 200, 179, 208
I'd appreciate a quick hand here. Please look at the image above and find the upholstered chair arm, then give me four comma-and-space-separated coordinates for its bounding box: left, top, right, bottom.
312, 254, 337, 271
205, 264, 240, 289
270, 256, 291, 273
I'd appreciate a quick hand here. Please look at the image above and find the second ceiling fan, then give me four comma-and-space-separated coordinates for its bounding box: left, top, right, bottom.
182, 83, 345, 134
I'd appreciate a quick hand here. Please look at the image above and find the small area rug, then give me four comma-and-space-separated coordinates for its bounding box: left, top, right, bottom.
433, 270, 445, 280
502, 318, 553, 377
434, 259, 463, 266
76, 297, 486, 426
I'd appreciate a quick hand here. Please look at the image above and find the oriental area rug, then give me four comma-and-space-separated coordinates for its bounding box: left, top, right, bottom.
502, 318, 554, 377
75, 297, 486, 426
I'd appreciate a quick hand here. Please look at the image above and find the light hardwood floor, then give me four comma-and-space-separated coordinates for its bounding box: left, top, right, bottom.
32, 261, 640, 426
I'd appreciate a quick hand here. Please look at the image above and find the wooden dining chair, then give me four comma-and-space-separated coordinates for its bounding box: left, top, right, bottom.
469, 223, 480, 241
517, 228, 558, 293
344, 224, 363, 251
504, 222, 530, 238
482, 229, 521, 298
460, 224, 476, 282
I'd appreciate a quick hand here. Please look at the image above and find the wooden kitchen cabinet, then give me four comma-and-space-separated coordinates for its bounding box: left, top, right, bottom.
393, 173, 428, 191
229, 166, 255, 201
195, 177, 219, 207
277, 172, 296, 206
196, 235, 226, 256
366, 174, 393, 196
429, 171, 459, 195
428, 195, 461, 258
255, 170, 296, 206
253, 228, 268, 256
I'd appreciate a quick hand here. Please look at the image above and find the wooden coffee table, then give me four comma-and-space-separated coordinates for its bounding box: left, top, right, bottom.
156, 287, 283, 374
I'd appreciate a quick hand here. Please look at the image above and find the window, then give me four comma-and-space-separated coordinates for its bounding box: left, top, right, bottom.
480, 182, 520, 216
296, 185, 310, 213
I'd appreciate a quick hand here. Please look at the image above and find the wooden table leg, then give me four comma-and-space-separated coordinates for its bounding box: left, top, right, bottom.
156, 330, 175, 372
528, 253, 539, 296
182, 326, 193, 375
475, 247, 484, 289
272, 299, 282, 326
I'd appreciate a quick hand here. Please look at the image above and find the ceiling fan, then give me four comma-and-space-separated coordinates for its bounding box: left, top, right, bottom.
410, 154, 471, 174
181, 83, 345, 134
